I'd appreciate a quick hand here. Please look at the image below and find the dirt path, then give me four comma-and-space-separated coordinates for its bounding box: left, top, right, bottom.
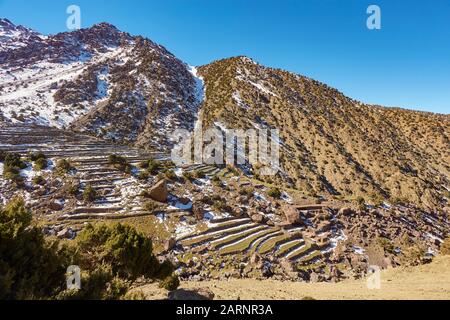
139, 256, 450, 300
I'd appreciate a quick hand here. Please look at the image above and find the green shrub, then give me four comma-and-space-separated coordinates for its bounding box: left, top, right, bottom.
193, 170, 205, 179
122, 290, 147, 300
147, 159, 161, 175
239, 187, 254, 197
83, 184, 97, 203
164, 170, 177, 181
267, 187, 281, 199
29, 152, 46, 162
138, 171, 150, 180
5, 153, 26, 169
76, 223, 160, 280
0, 199, 178, 300
67, 182, 80, 196
159, 274, 180, 291
0, 150, 6, 162
377, 237, 395, 254
0, 198, 71, 299
155, 260, 175, 280
182, 171, 193, 181
32, 175, 45, 186
142, 201, 159, 213
34, 157, 48, 171
56, 265, 129, 300
356, 196, 366, 211
108, 154, 132, 173
56, 159, 73, 174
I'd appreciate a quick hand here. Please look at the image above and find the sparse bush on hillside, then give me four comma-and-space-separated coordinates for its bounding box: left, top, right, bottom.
377, 237, 395, 254
147, 159, 162, 175
56, 159, 73, 174
83, 184, 97, 203
34, 157, 48, 171
138, 171, 150, 180
163, 169, 177, 181
1, 153, 26, 185
193, 170, 205, 179
239, 186, 254, 197
182, 171, 193, 181
4, 153, 26, 169
441, 238, 450, 255
32, 175, 45, 186
355, 196, 366, 211
76, 223, 160, 280
108, 154, 132, 174
29, 152, 46, 162
159, 274, 180, 292
67, 181, 80, 196
267, 187, 281, 199
142, 200, 160, 213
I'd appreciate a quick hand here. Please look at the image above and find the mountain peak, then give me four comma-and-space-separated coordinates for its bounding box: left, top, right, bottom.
0, 18, 14, 28
90, 22, 120, 32
0, 18, 44, 52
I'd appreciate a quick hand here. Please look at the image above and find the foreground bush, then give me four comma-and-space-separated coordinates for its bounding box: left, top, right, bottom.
0, 199, 179, 300
76, 223, 160, 280
159, 274, 180, 291
0, 198, 71, 299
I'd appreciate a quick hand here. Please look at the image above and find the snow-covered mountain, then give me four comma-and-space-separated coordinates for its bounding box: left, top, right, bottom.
0, 20, 202, 150
0, 19, 449, 209
0, 18, 46, 52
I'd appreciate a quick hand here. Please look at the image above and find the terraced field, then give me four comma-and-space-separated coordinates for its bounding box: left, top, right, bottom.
179, 216, 332, 265
0, 124, 167, 219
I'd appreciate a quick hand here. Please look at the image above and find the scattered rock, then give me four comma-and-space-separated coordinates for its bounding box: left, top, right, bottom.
168, 288, 215, 300
283, 205, 301, 225
147, 180, 168, 203
250, 253, 262, 266
48, 201, 64, 211
164, 237, 177, 251
339, 207, 355, 217
57, 227, 75, 239
251, 213, 265, 223
192, 202, 204, 220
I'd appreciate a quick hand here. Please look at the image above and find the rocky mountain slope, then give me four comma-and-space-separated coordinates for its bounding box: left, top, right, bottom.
0, 19, 449, 210
197, 57, 450, 209
0, 18, 46, 51
0, 20, 202, 149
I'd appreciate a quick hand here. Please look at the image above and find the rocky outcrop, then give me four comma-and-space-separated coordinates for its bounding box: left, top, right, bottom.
168, 288, 215, 300
283, 205, 301, 225
147, 180, 168, 203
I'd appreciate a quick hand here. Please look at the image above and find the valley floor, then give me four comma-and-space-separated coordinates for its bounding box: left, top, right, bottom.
139, 256, 450, 300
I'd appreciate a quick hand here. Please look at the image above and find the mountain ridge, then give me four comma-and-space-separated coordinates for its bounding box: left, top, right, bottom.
0, 19, 449, 209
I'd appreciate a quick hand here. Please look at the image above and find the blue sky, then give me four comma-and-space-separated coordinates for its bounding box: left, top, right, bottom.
1, 0, 449, 114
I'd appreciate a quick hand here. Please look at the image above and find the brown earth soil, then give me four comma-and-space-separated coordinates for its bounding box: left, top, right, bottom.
137, 256, 450, 300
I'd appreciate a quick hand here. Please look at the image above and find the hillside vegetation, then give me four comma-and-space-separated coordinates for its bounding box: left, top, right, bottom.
198, 57, 450, 209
